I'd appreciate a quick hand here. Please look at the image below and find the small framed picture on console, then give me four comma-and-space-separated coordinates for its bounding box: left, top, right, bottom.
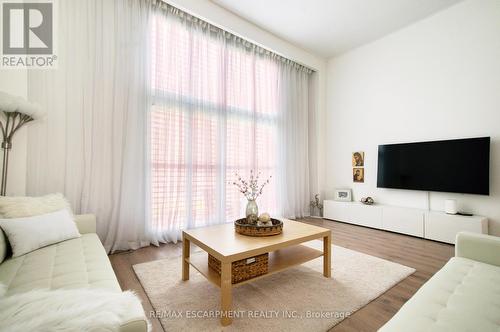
334, 189, 352, 202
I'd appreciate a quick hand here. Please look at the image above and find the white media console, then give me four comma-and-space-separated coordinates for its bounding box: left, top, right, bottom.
323, 200, 488, 244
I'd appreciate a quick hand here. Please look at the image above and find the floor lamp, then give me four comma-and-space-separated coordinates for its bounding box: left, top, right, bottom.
0, 91, 42, 196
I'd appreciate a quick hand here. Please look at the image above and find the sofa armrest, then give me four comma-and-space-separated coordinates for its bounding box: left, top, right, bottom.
74, 214, 97, 234
119, 293, 149, 332
455, 231, 500, 267
120, 319, 149, 332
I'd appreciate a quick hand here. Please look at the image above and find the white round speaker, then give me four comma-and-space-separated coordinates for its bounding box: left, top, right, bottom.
444, 199, 457, 214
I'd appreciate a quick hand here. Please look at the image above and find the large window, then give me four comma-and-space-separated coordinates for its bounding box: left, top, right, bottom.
150, 14, 279, 234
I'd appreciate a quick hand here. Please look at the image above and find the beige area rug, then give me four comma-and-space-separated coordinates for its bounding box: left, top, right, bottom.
133, 241, 415, 331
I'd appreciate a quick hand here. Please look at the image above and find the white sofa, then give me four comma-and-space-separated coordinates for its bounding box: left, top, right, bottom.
379, 232, 500, 332
0, 214, 148, 332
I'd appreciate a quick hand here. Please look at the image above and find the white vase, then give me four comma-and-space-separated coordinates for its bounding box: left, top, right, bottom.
246, 199, 258, 217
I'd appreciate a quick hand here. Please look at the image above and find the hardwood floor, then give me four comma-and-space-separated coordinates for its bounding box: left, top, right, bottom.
109, 218, 454, 332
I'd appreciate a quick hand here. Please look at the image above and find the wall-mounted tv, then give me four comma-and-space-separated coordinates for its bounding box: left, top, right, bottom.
377, 137, 490, 195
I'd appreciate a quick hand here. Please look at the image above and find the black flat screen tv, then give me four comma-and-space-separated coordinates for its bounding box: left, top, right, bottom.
377, 137, 490, 195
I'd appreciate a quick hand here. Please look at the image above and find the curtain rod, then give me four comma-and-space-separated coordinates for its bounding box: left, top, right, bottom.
152, 0, 315, 74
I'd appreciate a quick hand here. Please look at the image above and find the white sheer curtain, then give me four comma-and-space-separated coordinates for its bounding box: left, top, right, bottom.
150, 4, 312, 243
26, 0, 153, 253
26, 0, 311, 251
277, 63, 311, 219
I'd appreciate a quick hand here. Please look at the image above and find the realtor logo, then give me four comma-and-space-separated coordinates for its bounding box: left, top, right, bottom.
1, 0, 57, 68
3, 2, 53, 54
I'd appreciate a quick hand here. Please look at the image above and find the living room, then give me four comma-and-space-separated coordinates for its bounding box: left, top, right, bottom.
0, 0, 499, 331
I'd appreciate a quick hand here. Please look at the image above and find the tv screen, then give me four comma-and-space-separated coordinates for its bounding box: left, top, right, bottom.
377, 137, 490, 195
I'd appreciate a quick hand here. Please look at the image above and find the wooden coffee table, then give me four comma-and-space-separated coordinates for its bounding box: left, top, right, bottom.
182, 219, 331, 326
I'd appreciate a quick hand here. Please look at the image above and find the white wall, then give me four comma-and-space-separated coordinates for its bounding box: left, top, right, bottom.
326, 0, 500, 235
0, 70, 28, 196
168, 0, 328, 202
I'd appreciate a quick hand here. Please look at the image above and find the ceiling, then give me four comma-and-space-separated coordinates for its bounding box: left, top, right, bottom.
211, 0, 463, 58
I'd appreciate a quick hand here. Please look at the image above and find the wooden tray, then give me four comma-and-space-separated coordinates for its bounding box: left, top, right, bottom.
234, 218, 283, 236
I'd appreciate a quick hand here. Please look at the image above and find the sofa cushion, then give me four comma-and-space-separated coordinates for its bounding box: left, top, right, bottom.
0, 233, 121, 296
0, 209, 81, 258
0, 193, 74, 263
0, 193, 72, 219
379, 257, 500, 332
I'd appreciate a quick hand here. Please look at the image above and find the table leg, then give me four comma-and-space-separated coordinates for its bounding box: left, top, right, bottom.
323, 234, 331, 278
182, 235, 190, 281
221, 261, 233, 326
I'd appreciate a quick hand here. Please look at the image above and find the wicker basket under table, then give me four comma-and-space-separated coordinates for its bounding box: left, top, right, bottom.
208, 253, 269, 284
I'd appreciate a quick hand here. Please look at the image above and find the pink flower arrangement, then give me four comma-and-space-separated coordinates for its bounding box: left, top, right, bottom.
231, 170, 272, 201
